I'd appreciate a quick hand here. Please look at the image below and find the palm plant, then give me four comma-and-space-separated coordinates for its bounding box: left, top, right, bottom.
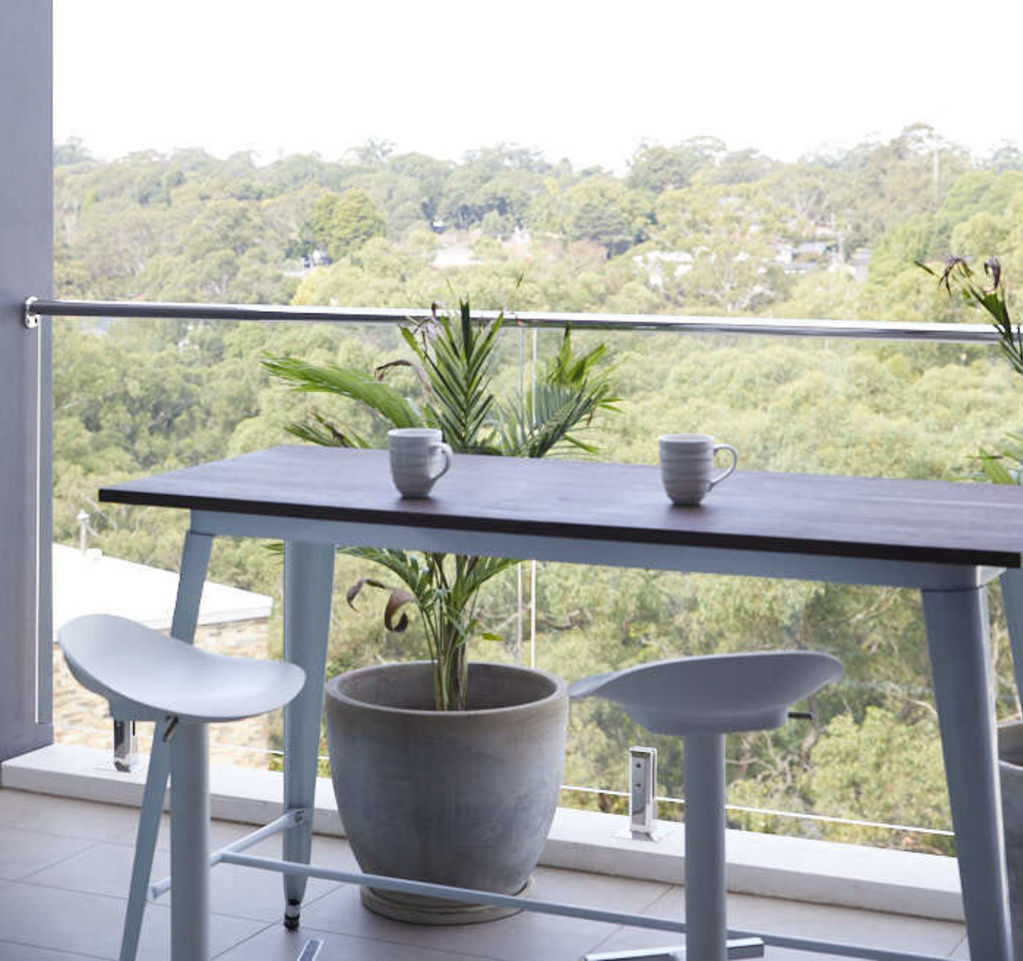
263, 301, 618, 709
919, 255, 1023, 483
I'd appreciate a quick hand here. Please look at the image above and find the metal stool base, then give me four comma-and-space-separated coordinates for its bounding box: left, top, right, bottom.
296, 940, 324, 960
582, 937, 764, 961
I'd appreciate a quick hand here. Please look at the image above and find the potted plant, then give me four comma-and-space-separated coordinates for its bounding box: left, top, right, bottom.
264, 301, 617, 923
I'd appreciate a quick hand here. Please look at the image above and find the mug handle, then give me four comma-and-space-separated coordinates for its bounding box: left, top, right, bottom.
708, 444, 738, 489
430, 442, 454, 482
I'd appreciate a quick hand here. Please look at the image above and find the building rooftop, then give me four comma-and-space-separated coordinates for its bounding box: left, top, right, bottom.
52, 544, 273, 633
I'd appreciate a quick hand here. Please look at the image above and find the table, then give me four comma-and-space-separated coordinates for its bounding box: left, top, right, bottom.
101, 445, 1023, 961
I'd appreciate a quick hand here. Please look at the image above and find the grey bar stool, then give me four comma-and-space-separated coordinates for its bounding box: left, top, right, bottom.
58, 614, 309, 961
571, 651, 843, 961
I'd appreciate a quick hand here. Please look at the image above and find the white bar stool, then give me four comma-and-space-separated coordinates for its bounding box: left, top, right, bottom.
571, 651, 844, 961
58, 614, 310, 961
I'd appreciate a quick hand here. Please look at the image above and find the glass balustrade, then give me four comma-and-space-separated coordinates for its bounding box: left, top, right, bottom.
49, 311, 1020, 854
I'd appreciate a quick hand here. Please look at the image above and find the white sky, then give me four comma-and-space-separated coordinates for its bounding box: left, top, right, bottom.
53, 0, 1023, 171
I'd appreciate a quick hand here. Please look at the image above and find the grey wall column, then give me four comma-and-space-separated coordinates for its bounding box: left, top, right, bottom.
0, 1, 54, 760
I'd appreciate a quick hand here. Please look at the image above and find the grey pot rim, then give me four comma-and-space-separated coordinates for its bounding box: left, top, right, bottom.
325, 660, 567, 718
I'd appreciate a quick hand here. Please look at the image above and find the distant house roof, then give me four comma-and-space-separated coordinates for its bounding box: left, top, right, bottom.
52, 544, 273, 635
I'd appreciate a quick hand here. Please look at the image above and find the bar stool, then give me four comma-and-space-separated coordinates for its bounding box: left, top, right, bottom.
58, 614, 309, 961
570, 650, 843, 961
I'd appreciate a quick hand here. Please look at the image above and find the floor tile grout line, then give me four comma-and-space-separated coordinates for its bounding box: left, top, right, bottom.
281, 923, 523, 961
13, 838, 106, 884
10, 873, 300, 928
0, 816, 129, 846
211, 919, 278, 959
0, 933, 111, 960
284, 879, 345, 910
579, 922, 629, 955
217, 919, 517, 961
948, 931, 969, 958
12, 875, 149, 907
637, 881, 680, 915
11, 872, 347, 930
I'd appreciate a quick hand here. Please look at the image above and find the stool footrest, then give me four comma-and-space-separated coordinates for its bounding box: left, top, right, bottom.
148, 807, 307, 901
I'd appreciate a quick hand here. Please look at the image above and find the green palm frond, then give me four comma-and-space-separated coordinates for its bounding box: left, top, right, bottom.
495, 328, 618, 457
494, 384, 599, 457
284, 411, 369, 448
262, 355, 423, 430
341, 546, 431, 594
401, 302, 503, 453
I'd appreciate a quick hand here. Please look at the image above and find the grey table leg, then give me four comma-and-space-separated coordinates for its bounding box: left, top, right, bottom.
1001, 569, 1023, 707
282, 541, 335, 929
922, 584, 1013, 961
120, 530, 212, 961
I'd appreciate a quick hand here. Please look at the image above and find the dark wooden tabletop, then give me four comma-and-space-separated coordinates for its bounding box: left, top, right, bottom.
98, 446, 1023, 568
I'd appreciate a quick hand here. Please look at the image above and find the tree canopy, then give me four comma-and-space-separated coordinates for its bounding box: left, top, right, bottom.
50, 124, 1023, 854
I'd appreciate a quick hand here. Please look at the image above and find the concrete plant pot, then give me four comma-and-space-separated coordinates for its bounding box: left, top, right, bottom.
324, 660, 568, 924
999, 721, 1023, 957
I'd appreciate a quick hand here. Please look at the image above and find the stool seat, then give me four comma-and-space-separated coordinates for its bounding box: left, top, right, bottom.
572, 649, 842, 961
59, 613, 306, 724
569, 651, 843, 734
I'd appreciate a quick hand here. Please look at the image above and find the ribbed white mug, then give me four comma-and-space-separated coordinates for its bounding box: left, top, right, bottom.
659, 433, 737, 505
388, 428, 453, 498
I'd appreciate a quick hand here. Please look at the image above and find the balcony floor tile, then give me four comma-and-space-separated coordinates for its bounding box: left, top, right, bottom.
588, 885, 967, 959
0, 825, 95, 881
0, 941, 105, 961
949, 932, 971, 958
0, 787, 253, 851
23, 835, 345, 922
216, 923, 502, 961
0, 790, 142, 845
0, 880, 264, 960
292, 860, 671, 961
0, 790, 975, 960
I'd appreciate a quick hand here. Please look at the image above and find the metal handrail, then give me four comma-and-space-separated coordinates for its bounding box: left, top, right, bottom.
23, 296, 1000, 345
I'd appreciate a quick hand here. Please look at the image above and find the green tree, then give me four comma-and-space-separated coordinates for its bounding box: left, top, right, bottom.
653, 183, 795, 310
626, 138, 726, 194
306, 189, 386, 261
565, 176, 651, 257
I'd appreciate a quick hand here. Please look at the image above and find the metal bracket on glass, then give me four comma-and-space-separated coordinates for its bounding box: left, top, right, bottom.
615, 747, 669, 842
23, 296, 41, 329
113, 719, 138, 772
583, 936, 765, 961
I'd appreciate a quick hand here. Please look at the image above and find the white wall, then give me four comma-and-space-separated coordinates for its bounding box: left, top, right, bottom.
0, 1, 54, 759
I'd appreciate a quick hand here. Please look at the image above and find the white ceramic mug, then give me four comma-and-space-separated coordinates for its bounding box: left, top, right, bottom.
658, 433, 738, 505
388, 428, 453, 498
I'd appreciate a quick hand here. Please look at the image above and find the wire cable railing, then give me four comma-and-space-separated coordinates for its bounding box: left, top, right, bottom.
53, 718, 958, 841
